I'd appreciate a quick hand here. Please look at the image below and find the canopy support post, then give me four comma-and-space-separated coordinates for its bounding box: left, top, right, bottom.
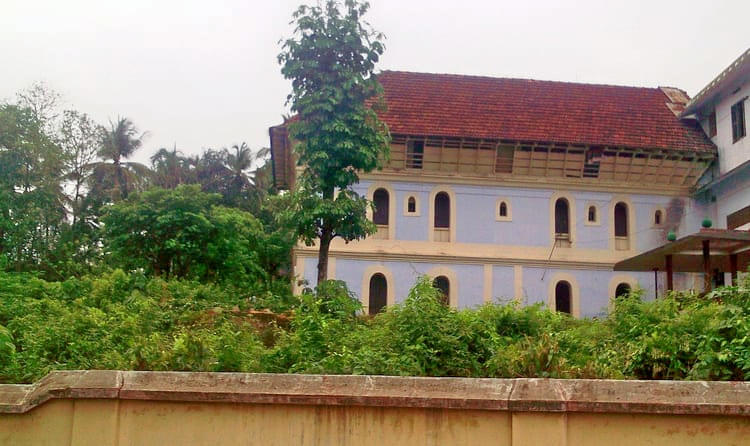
730, 253, 738, 286
653, 268, 659, 299
666, 254, 673, 292
702, 240, 711, 293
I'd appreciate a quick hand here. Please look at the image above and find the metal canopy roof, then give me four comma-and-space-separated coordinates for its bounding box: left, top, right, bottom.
613, 229, 750, 273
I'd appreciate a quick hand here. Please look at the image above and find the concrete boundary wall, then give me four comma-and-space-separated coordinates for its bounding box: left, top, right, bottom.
1, 371, 749, 445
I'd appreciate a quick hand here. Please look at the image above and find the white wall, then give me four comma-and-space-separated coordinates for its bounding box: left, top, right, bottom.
702, 81, 750, 174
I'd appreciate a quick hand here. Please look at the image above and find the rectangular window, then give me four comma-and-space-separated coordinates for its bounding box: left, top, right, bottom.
731, 99, 746, 142
708, 111, 717, 137
406, 140, 424, 169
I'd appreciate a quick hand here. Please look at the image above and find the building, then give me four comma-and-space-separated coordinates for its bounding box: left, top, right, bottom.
684, 49, 750, 231
270, 48, 749, 318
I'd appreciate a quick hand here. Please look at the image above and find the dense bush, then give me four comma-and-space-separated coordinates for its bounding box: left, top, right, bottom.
101, 185, 295, 287
1, 272, 749, 384
0, 270, 276, 383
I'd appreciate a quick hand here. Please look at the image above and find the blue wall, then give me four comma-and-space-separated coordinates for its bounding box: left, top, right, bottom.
301, 257, 657, 318
354, 180, 682, 249
310, 179, 689, 317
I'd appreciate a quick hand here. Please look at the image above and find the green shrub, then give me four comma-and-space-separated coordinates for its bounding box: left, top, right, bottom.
1, 270, 749, 383
0, 270, 268, 383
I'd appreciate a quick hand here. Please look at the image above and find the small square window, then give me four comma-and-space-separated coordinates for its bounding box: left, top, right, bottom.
731, 100, 746, 143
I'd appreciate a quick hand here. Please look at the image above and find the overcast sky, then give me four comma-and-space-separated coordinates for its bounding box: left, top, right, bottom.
1, 0, 748, 164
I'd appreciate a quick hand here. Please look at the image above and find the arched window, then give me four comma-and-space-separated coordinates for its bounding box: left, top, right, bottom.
433, 192, 451, 242
615, 283, 631, 299
372, 189, 389, 225
654, 210, 662, 226
435, 193, 450, 228
614, 202, 629, 250
433, 276, 450, 306
371, 188, 390, 240
368, 273, 387, 315
614, 202, 628, 236
496, 198, 511, 221
588, 206, 597, 223
555, 281, 571, 314
407, 196, 416, 213
554, 198, 570, 246
499, 202, 508, 217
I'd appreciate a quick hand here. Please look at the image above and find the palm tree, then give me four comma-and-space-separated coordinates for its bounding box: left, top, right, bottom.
151, 144, 190, 189
226, 143, 254, 193
92, 117, 150, 200
193, 148, 230, 194
224, 143, 271, 210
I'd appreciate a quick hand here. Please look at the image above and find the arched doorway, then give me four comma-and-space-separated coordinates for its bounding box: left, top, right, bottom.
432, 275, 450, 306
615, 282, 631, 299
368, 273, 387, 315
555, 281, 571, 314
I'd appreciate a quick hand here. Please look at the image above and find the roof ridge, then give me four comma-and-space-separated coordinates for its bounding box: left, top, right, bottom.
378, 69, 664, 91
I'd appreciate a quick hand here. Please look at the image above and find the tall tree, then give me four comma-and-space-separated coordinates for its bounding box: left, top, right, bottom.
0, 104, 67, 273
92, 117, 150, 201
279, 0, 390, 285
226, 142, 254, 194
189, 144, 270, 212
59, 110, 102, 226
15, 82, 61, 133
225, 143, 271, 211
151, 144, 191, 189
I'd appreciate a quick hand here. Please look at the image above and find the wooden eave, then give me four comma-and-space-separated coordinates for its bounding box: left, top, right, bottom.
385, 133, 716, 188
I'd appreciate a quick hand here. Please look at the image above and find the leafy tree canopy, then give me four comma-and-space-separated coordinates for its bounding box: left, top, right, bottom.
279, 0, 390, 284
101, 185, 291, 285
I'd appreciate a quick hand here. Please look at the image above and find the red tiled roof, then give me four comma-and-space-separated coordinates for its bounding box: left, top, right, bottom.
375, 71, 716, 153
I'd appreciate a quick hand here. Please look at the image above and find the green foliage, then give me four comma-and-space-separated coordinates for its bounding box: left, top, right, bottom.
2, 271, 750, 384
0, 103, 67, 276
610, 286, 750, 380
101, 185, 294, 295
0, 325, 16, 380
1, 83, 293, 291
264, 277, 750, 381
279, 0, 390, 283
0, 270, 268, 383
263, 280, 361, 373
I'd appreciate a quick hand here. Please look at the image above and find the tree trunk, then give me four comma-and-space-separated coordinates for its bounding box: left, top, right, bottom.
316, 187, 335, 286
72, 178, 82, 227
117, 165, 128, 199
317, 225, 333, 285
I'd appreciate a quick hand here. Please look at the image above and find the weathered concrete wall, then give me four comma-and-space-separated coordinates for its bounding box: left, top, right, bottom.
1, 371, 748, 445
